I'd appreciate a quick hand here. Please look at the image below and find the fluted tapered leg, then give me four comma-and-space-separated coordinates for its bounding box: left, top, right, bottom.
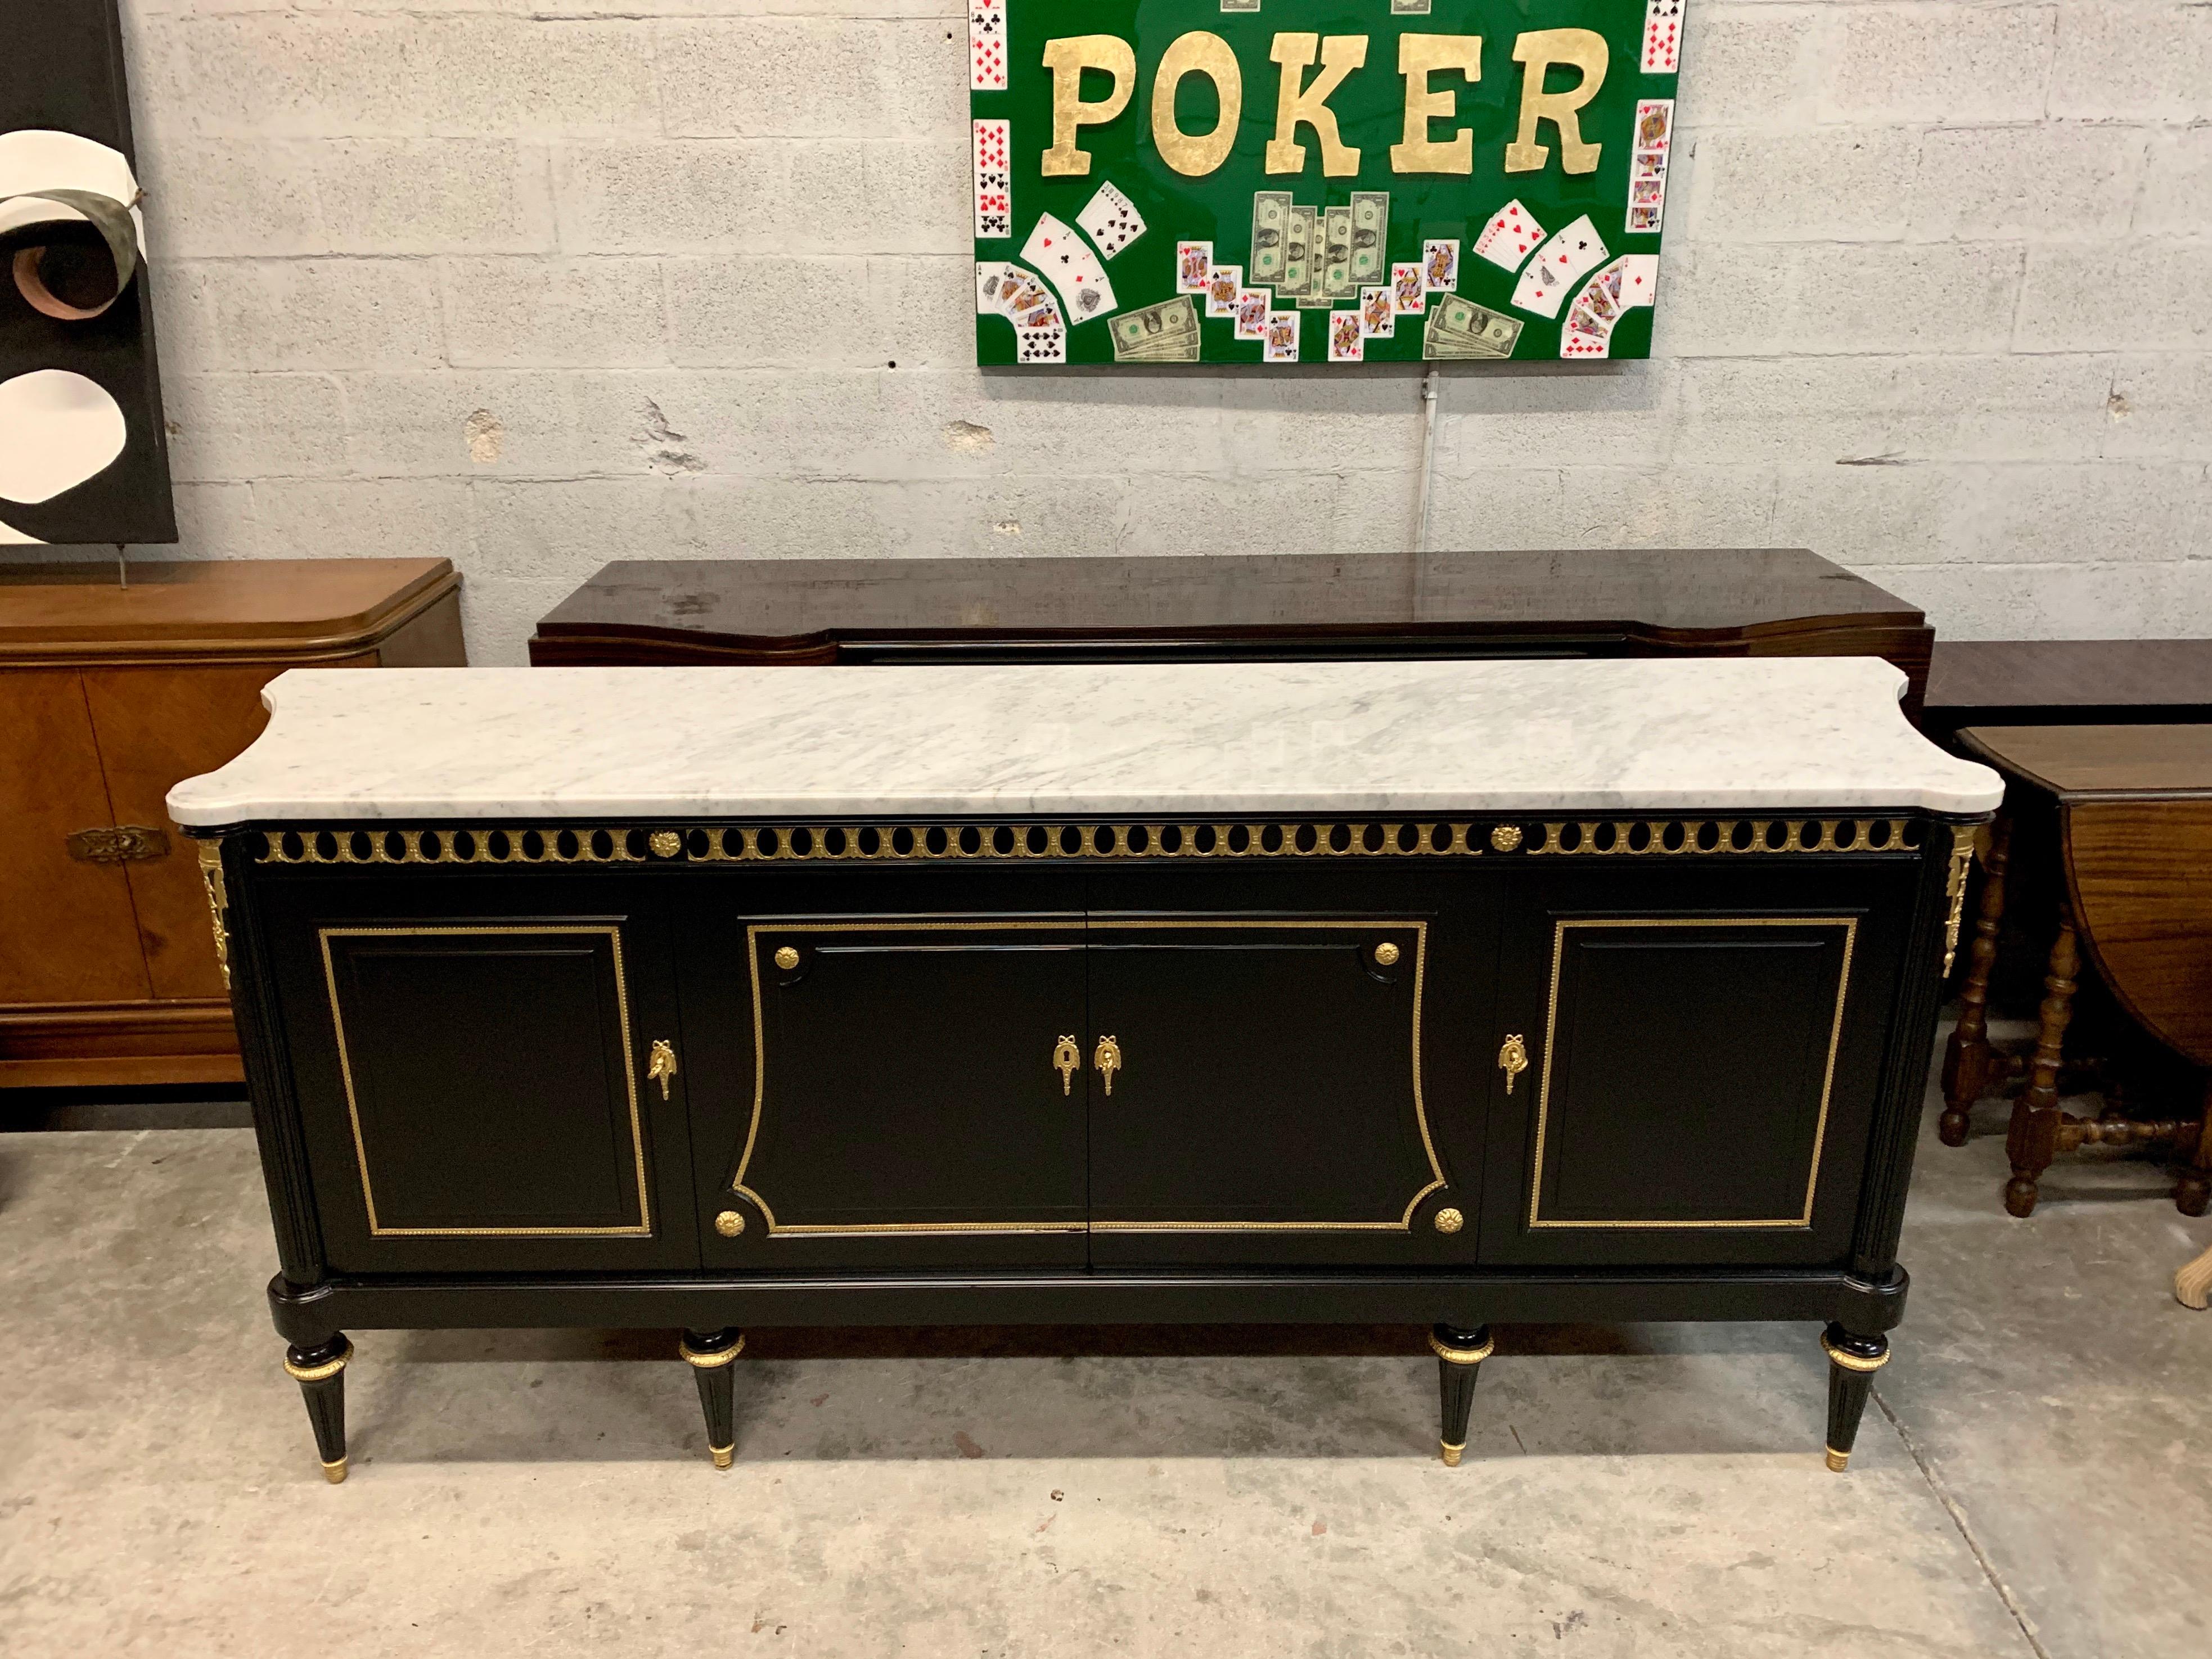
681, 1328, 745, 1469
1821, 1324, 1890, 1472
1430, 1323, 1494, 1466
284, 1335, 353, 1484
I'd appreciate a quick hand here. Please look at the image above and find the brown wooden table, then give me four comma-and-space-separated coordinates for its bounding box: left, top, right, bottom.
528, 548, 1934, 711
1922, 640, 2212, 742
0, 558, 465, 1088
1941, 724, 2212, 1216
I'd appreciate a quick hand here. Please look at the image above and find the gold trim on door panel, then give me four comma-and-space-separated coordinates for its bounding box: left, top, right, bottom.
1525, 917, 1857, 1230
1084, 919, 1446, 1234
735, 920, 1091, 1236
319, 925, 652, 1238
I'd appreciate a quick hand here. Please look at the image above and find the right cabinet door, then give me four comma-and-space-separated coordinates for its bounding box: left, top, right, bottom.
1478, 859, 1920, 1268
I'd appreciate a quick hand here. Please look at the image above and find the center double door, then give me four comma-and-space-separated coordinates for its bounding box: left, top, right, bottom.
681, 868, 1490, 1269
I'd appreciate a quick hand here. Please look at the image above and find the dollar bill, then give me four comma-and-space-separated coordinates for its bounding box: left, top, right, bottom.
1280, 204, 1316, 299
1391, 0, 1432, 11
1322, 204, 1353, 299
1349, 191, 1389, 288
1422, 294, 1523, 359
1220, 0, 1260, 9
1109, 294, 1201, 362
1249, 191, 1291, 286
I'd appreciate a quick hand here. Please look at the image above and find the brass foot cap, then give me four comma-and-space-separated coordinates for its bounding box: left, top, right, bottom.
322, 1457, 349, 1485
711, 1444, 735, 1470
1439, 1440, 1465, 1467
1825, 1447, 1849, 1473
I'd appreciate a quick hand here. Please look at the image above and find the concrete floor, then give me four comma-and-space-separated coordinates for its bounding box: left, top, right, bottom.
4, 1034, 2208, 1658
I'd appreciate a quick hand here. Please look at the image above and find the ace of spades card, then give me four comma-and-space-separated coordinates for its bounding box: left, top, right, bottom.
1511, 215, 1609, 319
1076, 182, 1146, 260
1022, 213, 1116, 322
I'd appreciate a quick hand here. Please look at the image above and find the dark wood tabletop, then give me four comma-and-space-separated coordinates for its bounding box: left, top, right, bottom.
1958, 724, 2212, 799
1925, 640, 2212, 738
530, 549, 1932, 700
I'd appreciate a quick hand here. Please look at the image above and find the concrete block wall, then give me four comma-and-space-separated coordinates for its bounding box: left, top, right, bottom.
84, 0, 2212, 661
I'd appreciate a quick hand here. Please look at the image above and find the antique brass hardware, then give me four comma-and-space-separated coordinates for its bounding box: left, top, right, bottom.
647, 1038, 679, 1100
648, 830, 681, 858
714, 1210, 745, 1237
1093, 1035, 1122, 1096
1498, 1034, 1528, 1095
66, 824, 169, 864
1053, 1035, 1080, 1096
773, 945, 800, 971
1373, 941, 1400, 966
1434, 1207, 1464, 1234
1490, 824, 1523, 853
196, 840, 231, 990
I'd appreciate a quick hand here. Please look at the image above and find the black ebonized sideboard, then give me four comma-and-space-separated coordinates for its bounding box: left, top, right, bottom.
195, 806, 1974, 1480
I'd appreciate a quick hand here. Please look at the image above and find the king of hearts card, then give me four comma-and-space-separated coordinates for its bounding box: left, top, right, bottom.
971, 0, 1686, 366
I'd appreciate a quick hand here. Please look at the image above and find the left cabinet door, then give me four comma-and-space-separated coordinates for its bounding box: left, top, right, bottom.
263, 874, 699, 1274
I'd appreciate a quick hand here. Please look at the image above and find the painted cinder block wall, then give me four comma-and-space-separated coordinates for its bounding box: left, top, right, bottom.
75, 1, 2212, 662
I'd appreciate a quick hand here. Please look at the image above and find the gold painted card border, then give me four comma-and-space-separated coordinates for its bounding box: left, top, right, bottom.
1525, 916, 1857, 1231
732, 918, 1445, 1238
319, 924, 653, 1238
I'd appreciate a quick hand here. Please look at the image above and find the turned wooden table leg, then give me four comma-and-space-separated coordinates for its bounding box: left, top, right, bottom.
2004, 901, 2079, 1218
1430, 1323, 1494, 1466
680, 1328, 745, 1468
1820, 1324, 1890, 1472
1940, 815, 2010, 1146
2177, 1076, 2212, 1219
283, 1335, 354, 1484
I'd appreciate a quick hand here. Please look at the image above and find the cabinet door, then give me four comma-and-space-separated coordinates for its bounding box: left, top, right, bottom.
681, 871, 1091, 1269
264, 876, 696, 1274
1478, 861, 1916, 1268
0, 669, 150, 1005
1084, 871, 1483, 1265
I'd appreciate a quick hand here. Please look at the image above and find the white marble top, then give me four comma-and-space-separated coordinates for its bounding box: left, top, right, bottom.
166, 659, 2002, 827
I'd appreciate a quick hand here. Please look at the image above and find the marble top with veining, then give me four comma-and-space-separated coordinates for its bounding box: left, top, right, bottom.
165, 659, 2003, 827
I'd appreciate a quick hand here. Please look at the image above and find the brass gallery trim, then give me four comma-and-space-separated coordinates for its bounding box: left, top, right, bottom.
245, 817, 1927, 867
1525, 916, 1858, 1232
731, 918, 1445, 1238
318, 925, 654, 1239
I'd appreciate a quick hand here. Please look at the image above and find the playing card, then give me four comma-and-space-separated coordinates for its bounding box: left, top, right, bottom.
1625, 100, 1675, 237
1359, 285, 1394, 339
1641, 0, 1682, 74
1473, 199, 1547, 273
1233, 287, 1271, 341
1205, 263, 1242, 319
1017, 321, 1067, 364
1177, 240, 1213, 294
1612, 255, 1660, 306
1328, 310, 1364, 363
972, 119, 1010, 240
1077, 181, 1146, 261
1391, 262, 1425, 315
970, 0, 1007, 92
1263, 310, 1300, 363
1636, 98, 1674, 156
1022, 211, 1116, 323
1561, 323, 1611, 360
1511, 215, 1607, 319
1422, 237, 1459, 294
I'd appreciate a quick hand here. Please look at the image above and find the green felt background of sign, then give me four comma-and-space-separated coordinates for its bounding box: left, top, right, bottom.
972, 0, 1680, 366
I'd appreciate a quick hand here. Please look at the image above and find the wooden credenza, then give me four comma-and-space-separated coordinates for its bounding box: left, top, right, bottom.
169, 658, 1997, 1481
0, 559, 464, 1088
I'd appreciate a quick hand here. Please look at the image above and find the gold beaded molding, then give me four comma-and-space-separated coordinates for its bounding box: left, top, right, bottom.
247, 817, 1928, 868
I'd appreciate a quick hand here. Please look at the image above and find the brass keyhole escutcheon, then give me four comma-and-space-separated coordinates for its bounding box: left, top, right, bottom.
1093, 1035, 1122, 1097
773, 945, 800, 971
1434, 1207, 1464, 1234
1498, 1033, 1528, 1095
1373, 941, 1400, 967
714, 1209, 745, 1237
1052, 1035, 1080, 1096
647, 1038, 679, 1101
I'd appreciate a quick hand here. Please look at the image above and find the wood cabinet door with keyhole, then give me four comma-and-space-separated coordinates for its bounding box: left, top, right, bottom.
679, 871, 1092, 1269
261, 874, 697, 1275
1081, 868, 1489, 1267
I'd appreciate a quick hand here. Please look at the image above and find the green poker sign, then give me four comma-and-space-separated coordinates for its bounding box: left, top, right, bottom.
970, 0, 1684, 365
